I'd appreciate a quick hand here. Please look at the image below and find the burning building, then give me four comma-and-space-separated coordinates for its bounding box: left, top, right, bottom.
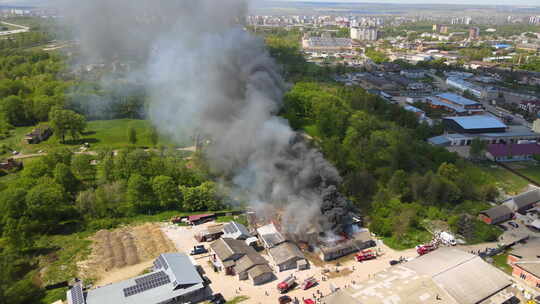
63, 0, 367, 260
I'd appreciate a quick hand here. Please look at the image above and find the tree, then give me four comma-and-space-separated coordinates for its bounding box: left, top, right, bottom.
470, 137, 487, 160
128, 125, 137, 145
151, 176, 180, 209
25, 180, 70, 233
180, 181, 221, 211
71, 154, 96, 183
49, 107, 86, 143
126, 174, 153, 213
148, 126, 158, 146
437, 162, 459, 181
0, 96, 26, 126
53, 163, 79, 194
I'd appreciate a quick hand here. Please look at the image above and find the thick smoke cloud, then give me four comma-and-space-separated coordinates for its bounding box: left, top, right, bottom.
63, 0, 351, 237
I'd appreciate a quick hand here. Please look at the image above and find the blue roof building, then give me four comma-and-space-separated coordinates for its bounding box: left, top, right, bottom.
443, 115, 507, 134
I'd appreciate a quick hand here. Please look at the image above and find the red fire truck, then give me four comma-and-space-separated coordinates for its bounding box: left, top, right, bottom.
355, 249, 377, 262
277, 275, 296, 293
416, 244, 437, 255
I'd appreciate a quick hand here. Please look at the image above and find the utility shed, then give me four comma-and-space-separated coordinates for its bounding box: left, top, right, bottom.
268, 241, 306, 272
222, 221, 252, 240
194, 224, 223, 242
67, 253, 210, 304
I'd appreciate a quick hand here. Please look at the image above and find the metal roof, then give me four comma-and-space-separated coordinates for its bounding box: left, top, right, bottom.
209, 238, 252, 262
257, 223, 286, 248
437, 92, 480, 106
222, 221, 252, 240
487, 143, 540, 157
481, 204, 513, 219
444, 115, 507, 130
428, 135, 451, 146
404, 248, 510, 304
509, 189, 540, 210
268, 242, 305, 266
81, 253, 205, 304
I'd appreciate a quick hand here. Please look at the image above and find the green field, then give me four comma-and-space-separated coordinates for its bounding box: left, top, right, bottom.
510, 162, 540, 185
0, 119, 191, 158
475, 163, 529, 196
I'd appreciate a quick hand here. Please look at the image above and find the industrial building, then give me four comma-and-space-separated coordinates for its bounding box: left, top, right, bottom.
322, 248, 512, 304
427, 92, 484, 115
446, 77, 494, 99
302, 33, 352, 54
443, 115, 507, 134
428, 125, 540, 147
66, 253, 210, 304
480, 188, 540, 225
486, 143, 540, 162
319, 229, 375, 261
507, 238, 540, 290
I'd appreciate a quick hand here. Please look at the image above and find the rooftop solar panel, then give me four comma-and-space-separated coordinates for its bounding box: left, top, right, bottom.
123, 271, 171, 297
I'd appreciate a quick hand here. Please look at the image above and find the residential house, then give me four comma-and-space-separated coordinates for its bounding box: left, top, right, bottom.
268, 242, 307, 272
0, 158, 22, 171
25, 126, 52, 144
507, 238, 540, 290
66, 253, 210, 304
479, 205, 513, 225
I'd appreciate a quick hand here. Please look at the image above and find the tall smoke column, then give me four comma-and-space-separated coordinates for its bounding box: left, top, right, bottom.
63, 0, 351, 237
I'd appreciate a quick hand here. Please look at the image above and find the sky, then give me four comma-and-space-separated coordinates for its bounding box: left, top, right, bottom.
271, 0, 540, 6
0, 0, 538, 8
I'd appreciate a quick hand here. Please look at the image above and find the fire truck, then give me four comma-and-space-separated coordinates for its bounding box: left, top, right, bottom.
300, 277, 317, 290
416, 244, 437, 255
277, 275, 296, 293
355, 249, 377, 262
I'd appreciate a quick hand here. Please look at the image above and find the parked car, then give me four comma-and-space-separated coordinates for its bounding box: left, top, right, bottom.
497, 224, 508, 231
210, 293, 225, 304
278, 295, 292, 304
190, 245, 208, 255
508, 221, 519, 228
389, 260, 400, 266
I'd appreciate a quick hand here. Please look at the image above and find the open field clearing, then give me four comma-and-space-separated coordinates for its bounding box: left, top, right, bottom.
79, 223, 176, 286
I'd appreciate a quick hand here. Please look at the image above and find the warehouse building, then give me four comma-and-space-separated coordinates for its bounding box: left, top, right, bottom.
322, 248, 513, 304
479, 204, 513, 225
443, 115, 507, 134
67, 253, 210, 304
427, 92, 484, 115
507, 238, 540, 290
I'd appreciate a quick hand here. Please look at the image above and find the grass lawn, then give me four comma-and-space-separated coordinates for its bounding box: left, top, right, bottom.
0, 119, 191, 158
35, 232, 93, 303
226, 296, 249, 304
510, 161, 540, 185
492, 252, 513, 274
474, 162, 529, 195
216, 214, 248, 226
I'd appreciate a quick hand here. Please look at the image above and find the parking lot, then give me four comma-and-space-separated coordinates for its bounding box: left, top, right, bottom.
160, 222, 418, 304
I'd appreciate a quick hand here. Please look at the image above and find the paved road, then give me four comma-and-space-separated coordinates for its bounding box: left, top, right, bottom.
0, 21, 29, 36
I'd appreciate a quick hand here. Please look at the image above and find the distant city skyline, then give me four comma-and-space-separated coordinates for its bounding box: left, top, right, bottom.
267, 0, 540, 7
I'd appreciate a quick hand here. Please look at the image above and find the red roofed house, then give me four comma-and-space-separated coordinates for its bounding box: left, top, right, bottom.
187, 213, 215, 225
486, 143, 540, 162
